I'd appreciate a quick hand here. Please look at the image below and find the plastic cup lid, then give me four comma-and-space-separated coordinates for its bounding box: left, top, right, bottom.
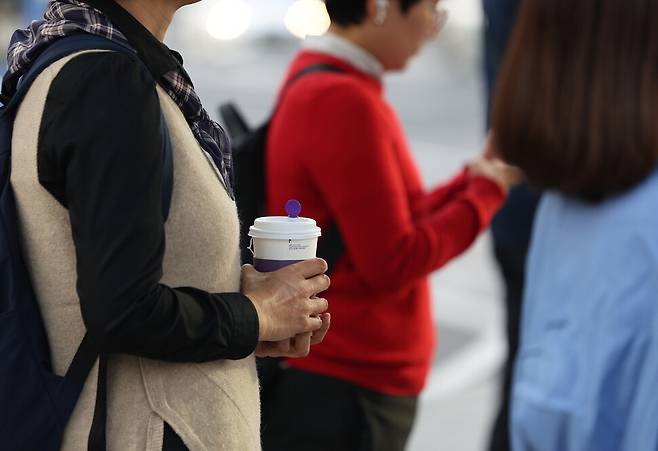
248, 216, 322, 240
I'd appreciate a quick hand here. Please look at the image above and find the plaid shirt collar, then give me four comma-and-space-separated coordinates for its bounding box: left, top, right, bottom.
2, 0, 234, 197
89, 0, 234, 195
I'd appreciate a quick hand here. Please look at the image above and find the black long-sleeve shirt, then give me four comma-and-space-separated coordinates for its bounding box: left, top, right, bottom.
36, 0, 259, 362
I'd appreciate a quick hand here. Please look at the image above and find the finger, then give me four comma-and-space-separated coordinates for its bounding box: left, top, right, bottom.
310, 313, 330, 345
256, 339, 291, 358
302, 315, 323, 334
285, 258, 328, 279
255, 341, 274, 358
306, 297, 329, 316
277, 338, 292, 354
466, 160, 486, 177
255, 341, 266, 357
289, 333, 311, 358
303, 273, 331, 296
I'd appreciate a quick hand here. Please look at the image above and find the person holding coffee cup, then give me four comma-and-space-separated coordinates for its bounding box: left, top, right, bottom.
261, 1, 521, 450
3, 0, 329, 448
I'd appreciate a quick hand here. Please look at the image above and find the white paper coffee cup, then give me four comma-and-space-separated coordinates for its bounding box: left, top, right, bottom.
248, 215, 321, 272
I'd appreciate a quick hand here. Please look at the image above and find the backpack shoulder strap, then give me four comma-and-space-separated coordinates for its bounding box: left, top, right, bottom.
288, 63, 345, 85
5, 34, 173, 450
278, 64, 347, 271
4, 34, 136, 112
277, 63, 345, 105
5, 33, 173, 220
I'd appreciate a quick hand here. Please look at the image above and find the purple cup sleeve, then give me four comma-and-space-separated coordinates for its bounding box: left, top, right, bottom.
254, 258, 304, 272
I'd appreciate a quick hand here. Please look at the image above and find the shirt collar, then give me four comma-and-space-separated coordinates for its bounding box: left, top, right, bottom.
303, 32, 385, 80
83, 0, 182, 80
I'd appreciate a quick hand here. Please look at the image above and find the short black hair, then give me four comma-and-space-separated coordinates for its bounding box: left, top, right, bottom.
324, 0, 423, 26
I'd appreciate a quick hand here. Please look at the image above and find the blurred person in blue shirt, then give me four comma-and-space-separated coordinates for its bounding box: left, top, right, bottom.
483, 0, 540, 449
491, 0, 658, 450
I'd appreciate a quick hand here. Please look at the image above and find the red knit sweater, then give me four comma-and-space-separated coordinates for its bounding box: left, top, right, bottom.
266, 51, 506, 395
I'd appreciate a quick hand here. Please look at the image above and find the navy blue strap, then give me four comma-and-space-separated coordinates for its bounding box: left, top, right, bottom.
6, 33, 174, 450
5, 34, 136, 113
4, 33, 174, 220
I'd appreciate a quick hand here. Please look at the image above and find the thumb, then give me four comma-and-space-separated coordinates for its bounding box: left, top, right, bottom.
242, 263, 258, 273
241, 264, 260, 280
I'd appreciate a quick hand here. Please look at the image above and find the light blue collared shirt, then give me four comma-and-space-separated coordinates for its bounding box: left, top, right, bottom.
511, 168, 658, 451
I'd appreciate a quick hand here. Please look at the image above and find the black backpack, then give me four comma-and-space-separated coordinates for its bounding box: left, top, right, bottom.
220, 64, 345, 269
0, 33, 173, 451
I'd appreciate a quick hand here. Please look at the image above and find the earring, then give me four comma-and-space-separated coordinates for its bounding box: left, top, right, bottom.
374, 0, 389, 25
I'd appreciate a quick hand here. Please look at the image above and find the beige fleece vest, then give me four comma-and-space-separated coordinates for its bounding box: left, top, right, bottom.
10, 51, 260, 451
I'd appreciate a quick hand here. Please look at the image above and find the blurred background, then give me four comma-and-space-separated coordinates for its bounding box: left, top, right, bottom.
1, 1, 506, 450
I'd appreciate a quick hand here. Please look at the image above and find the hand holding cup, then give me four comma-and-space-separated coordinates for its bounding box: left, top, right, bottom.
242, 200, 331, 358
241, 259, 330, 343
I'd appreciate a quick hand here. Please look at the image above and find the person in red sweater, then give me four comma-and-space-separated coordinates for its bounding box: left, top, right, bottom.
262, 1, 520, 450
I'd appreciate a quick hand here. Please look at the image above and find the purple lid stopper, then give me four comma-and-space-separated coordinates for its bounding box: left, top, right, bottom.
285, 199, 302, 218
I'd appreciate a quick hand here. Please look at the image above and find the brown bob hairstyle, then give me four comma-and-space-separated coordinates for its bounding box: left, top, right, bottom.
492, 0, 658, 202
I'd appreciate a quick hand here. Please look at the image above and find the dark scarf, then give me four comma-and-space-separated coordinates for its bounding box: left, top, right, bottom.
2, 0, 234, 196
